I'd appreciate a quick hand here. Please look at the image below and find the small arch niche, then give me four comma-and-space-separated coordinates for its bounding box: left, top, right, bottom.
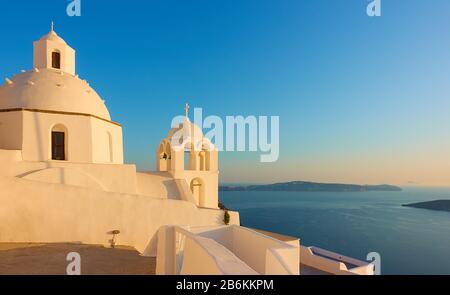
190, 178, 205, 207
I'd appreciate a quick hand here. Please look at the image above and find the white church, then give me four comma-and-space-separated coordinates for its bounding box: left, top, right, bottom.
0, 27, 374, 275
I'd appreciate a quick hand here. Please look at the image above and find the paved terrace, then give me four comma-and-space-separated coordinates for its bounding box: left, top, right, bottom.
0, 243, 156, 275
1, 229, 332, 275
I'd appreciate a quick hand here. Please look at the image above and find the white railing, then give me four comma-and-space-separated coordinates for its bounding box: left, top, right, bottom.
300, 246, 375, 275
227, 226, 299, 275
156, 225, 257, 275
156, 225, 299, 275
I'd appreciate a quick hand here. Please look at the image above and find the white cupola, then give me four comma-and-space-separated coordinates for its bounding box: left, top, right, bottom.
33, 22, 76, 75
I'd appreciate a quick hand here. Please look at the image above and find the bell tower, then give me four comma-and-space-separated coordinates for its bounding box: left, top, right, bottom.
156, 105, 220, 209
33, 22, 76, 75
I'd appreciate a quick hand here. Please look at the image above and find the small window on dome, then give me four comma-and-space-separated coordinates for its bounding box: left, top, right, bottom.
52, 51, 61, 69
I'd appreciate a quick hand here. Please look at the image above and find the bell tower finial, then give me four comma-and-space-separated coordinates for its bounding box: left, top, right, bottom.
51, 21, 55, 32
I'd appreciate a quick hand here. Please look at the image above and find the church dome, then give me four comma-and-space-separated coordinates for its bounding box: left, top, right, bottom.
0, 69, 111, 121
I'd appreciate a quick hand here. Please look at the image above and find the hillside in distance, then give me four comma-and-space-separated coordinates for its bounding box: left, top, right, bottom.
402, 200, 450, 212
219, 181, 402, 192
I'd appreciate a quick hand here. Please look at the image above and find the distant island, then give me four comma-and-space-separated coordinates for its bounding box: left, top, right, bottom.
402, 200, 450, 212
219, 181, 402, 192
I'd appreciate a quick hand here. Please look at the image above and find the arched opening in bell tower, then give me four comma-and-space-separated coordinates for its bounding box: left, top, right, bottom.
52, 51, 61, 69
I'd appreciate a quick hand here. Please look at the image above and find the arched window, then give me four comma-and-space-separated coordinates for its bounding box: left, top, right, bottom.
51, 124, 67, 161
52, 51, 61, 69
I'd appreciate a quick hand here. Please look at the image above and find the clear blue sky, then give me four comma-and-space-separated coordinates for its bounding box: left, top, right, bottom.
1, 0, 450, 185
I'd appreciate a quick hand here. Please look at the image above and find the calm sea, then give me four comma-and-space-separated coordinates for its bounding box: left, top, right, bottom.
220, 187, 450, 275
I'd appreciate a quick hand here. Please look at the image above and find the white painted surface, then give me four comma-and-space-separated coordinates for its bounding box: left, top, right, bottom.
0, 176, 238, 254
0, 69, 111, 121
157, 226, 298, 275
300, 246, 375, 275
